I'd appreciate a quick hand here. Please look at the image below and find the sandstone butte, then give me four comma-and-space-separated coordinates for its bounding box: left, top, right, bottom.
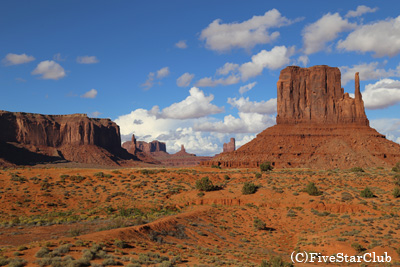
202, 65, 400, 169
0, 111, 143, 166
122, 134, 211, 166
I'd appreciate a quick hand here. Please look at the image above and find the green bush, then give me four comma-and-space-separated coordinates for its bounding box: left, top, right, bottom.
350, 167, 364, 172
242, 182, 258, 195
253, 217, 266, 230
360, 187, 374, 198
260, 162, 273, 172
195, 177, 215, 192
114, 239, 128, 249
351, 242, 366, 253
305, 182, 322, 196
260, 256, 294, 267
35, 247, 50, 258
393, 187, 400, 198
392, 162, 400, 172
255, 172, 262, 179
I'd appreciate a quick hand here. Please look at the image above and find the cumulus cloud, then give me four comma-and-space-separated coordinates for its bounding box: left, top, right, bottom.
2, 53, 35, 66
239, 82, 257, 94
156, 67, 170, 79
142, 66, 170, 89
297, 55, 309, 67
199, 9, 293, 52
89, 111, 102, 118
31, 60, 66, 80
370, 118, 400, 144
149, 87, 224, 119
195, 75, 240, 87
345, 5, 378, 18
177, 72, 194, 87
81, 89, 98, 98
228, 97, 277, 114
76, 56, 99, 64
114, 109, 220, 155
175, 40, 187, 49
337, 16, 400, 57
217, 63, 239, 75
302, 13, 355, 55
239, 46, 295, 80
360, 79, 400, 109
53, 53, 66, 61
194, 112, 275, 134
340, 62, 397, 85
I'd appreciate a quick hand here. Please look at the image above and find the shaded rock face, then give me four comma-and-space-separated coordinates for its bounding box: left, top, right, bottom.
223, 138, 235, 153
276, 65, 368, 125
0, 110, 137, 166
137, 140, 167, 154
202, 65, 400, 169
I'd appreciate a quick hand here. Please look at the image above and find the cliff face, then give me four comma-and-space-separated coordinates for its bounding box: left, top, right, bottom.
137, 140, 167, 154
0, 110, 137, 166
276, 65, 368, 125
202, 65, 400, 169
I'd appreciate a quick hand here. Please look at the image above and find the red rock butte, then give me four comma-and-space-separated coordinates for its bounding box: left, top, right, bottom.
202, 65, 400, 169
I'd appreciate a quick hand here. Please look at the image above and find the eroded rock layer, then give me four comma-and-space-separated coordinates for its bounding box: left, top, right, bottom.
0, 110, 139, 166
202, 65, 400, 169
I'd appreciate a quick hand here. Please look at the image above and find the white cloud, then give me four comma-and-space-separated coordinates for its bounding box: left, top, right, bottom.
239, 82, 257, 94
31, 60, 66, 80
2, 53, 35, 66
81, 89, 98, 99
337, 16, 400, 57
239, 46, 295, 81
142, 67, 170, 89
361, 79, 400, 109
370, 118, 400, 145
114, 109, 220, 155
195, 75, 240, 87
177, 72, 194, 87
217, 63, 239, 75
53, 53, 66, 61
235, 134, 256, 149
194, 112, 275, 134
149, 87, 224, 119
76, 56, 99, 64
345, 5, 378, 18
297, 55, 309, 67
340, 62, 397, 85
156, 67, 170, 79
302, 13, 355, 55
90, 111, 102, 118
199, 9, 293, 52
228, 97, 277, 114
175, 40, 187, 49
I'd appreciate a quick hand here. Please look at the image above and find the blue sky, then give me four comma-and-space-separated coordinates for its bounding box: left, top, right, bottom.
1, 1, 400, 155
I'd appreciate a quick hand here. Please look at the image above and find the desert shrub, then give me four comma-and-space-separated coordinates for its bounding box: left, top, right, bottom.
103, 258, 122, 266
114, 239, 128, 249
35, 247, 50, 258
93, 172, 105, 177
0, 257, 9, 266
260, 256, 294, 267
211, 165, 221, 169
242, 182, 258, 195
394, 174, 400, 186
224, 175, 230, 180
392, 162, 400, 172
195, 177, 215, 192
7, 258, 27, 267
351, 242, 366, 253
360, 187, 374, 198
305, 182, 322, 196
341, 192, 354, 201
255, 172, 262, 178
253, 217, 266, 230
393, 187, 400, 198
350, 167, 364, 172
260, 162, 273, 172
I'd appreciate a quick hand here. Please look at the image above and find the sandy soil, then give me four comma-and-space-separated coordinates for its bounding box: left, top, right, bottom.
0, 165, 399, 266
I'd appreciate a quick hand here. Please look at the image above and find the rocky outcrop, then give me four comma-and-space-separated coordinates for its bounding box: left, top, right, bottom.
0, 110, 139, 166
137, 140, 167, 154
223, 138, 235, 153
276, 65, 368, 125
202, 65, 400, 169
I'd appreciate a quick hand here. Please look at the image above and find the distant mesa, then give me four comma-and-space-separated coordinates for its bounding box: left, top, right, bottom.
202, 65, 400, 169
122, 135, 210, 167
0, 110, 145, 166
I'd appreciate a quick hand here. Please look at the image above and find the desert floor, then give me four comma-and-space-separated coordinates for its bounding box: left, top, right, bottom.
0, 165, 399, 266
